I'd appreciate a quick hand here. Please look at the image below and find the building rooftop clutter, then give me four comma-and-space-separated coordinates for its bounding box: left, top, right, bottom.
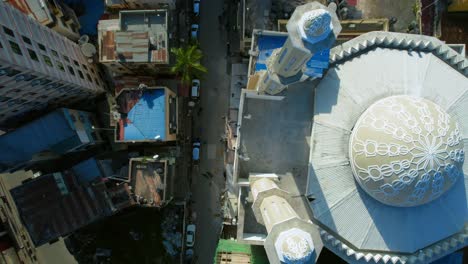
0, 108, 102, 172
99, 9, 169, 64
128, 158, 168, 207
307, 32, 468, 263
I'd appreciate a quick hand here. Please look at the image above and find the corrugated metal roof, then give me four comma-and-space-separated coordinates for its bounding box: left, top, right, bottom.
10, 171, 113, 246
308, 32, 468, 261
98, 10, 169, 64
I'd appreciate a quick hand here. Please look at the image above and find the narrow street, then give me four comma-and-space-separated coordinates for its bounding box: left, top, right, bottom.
190, 0, 231, 262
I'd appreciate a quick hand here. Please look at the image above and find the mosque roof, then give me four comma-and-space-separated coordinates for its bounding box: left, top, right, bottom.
307, 31, 468, 263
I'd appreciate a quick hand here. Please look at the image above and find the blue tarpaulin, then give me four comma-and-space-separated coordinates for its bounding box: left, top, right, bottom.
124, 89, 166, 141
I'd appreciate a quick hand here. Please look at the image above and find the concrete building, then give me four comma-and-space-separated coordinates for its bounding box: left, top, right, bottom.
5, 0, 81, 41
0, 108, 103, 173
0, 170, 78, 264
98, 10, 170, 76
104, 157, 172, 207
232, 1, 468, 263
252, 2, 341, 95
105, 0, 175, 10
4, 160, 134, 247
113, 79, 177, 143
0, 1, 105, 128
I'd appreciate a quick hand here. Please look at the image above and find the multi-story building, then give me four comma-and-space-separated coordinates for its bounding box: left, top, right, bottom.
111, 76, 177, 143
0, 108, 103, 173
0, 1, 105, 128
98, 10, 170, 76
0, 170, 79, 264
105, 0, 175, 10
5, 0, 81, 41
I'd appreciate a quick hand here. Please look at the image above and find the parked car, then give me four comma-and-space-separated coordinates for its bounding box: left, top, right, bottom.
191, 24, 199, 40
192, 140, 200, 163
186, 224, 196, 247
193, 0, 200, 16
191, 79, 200, 99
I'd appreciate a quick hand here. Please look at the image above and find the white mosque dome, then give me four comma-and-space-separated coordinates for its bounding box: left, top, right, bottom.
349, 95, 465, 207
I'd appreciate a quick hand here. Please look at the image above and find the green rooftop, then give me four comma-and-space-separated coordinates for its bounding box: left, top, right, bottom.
214, 239, 269, 264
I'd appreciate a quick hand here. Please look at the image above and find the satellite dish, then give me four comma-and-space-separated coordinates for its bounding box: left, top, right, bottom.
81, 43, 97, 58
78, 35, 89, 45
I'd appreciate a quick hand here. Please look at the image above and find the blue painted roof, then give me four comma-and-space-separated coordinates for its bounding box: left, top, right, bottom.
0, 109, 79, 170
71, 158, 103, 185
124, 89, 166, 141
255, 34, 329, 78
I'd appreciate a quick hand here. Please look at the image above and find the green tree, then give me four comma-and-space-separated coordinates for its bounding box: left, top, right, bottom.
170, 45, 207, 85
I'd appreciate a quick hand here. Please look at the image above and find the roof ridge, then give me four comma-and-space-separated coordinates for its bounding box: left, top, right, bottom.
329, 31, 468, 77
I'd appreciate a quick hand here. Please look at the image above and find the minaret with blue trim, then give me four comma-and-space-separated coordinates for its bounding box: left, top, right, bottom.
256, 2, 341, 95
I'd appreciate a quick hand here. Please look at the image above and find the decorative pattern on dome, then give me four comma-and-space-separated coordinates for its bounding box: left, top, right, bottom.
275, 228, 314, 264
349, 96, 464, 207
298, 9, 333, 44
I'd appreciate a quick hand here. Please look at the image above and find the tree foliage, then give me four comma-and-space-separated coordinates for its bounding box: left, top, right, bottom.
170, 45, 207, 85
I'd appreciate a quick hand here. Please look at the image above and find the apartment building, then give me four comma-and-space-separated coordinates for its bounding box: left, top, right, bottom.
0, 108, 103, 173
5, 0, 81, 41
0, 1, 105, 128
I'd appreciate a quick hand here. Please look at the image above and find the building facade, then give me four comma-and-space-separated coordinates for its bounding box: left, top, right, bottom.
0, 1, 105, 128
0, 108, 103, 173
5, 0, 81, 41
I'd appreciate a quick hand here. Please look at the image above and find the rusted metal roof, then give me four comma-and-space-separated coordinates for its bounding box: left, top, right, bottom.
10, 171, 113, 246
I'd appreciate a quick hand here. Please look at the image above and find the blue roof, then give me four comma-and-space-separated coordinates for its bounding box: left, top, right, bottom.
255, 34, 330, 78
0, 109, 79, 170
71, 158, 103, 185
124, 89, 166, 141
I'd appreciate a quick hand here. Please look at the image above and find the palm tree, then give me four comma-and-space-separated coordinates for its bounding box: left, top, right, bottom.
170, 45, 207, 85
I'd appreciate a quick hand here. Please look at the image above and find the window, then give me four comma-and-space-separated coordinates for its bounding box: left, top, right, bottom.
0, 40, 2, 48
9, 41, 22, 55
11, 89, 21, 93
0, 97, 11, 102
43, 55, 53, 67
78, 70, 84, 79
5, 68, 20, 77
73, 60, 79, 66
67, 66, 75, 76
86, 73, 92, 82
63, 55, 70, 62
24, 74, 36, 81
22, 36, 32, 45
51, 50, 58, 57
82, 64, 88, 70
40, 79, 51, 85
28, 49, 39, 61
56, 61, 65, 71
3, 26, 14, 37
29, 92, 37, 96
38, 43, 46, 51
94, 78, 99, 85
90, 68, 95, 74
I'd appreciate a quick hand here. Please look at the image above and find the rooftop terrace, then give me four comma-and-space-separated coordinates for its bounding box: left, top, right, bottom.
99, 9, 168, 64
